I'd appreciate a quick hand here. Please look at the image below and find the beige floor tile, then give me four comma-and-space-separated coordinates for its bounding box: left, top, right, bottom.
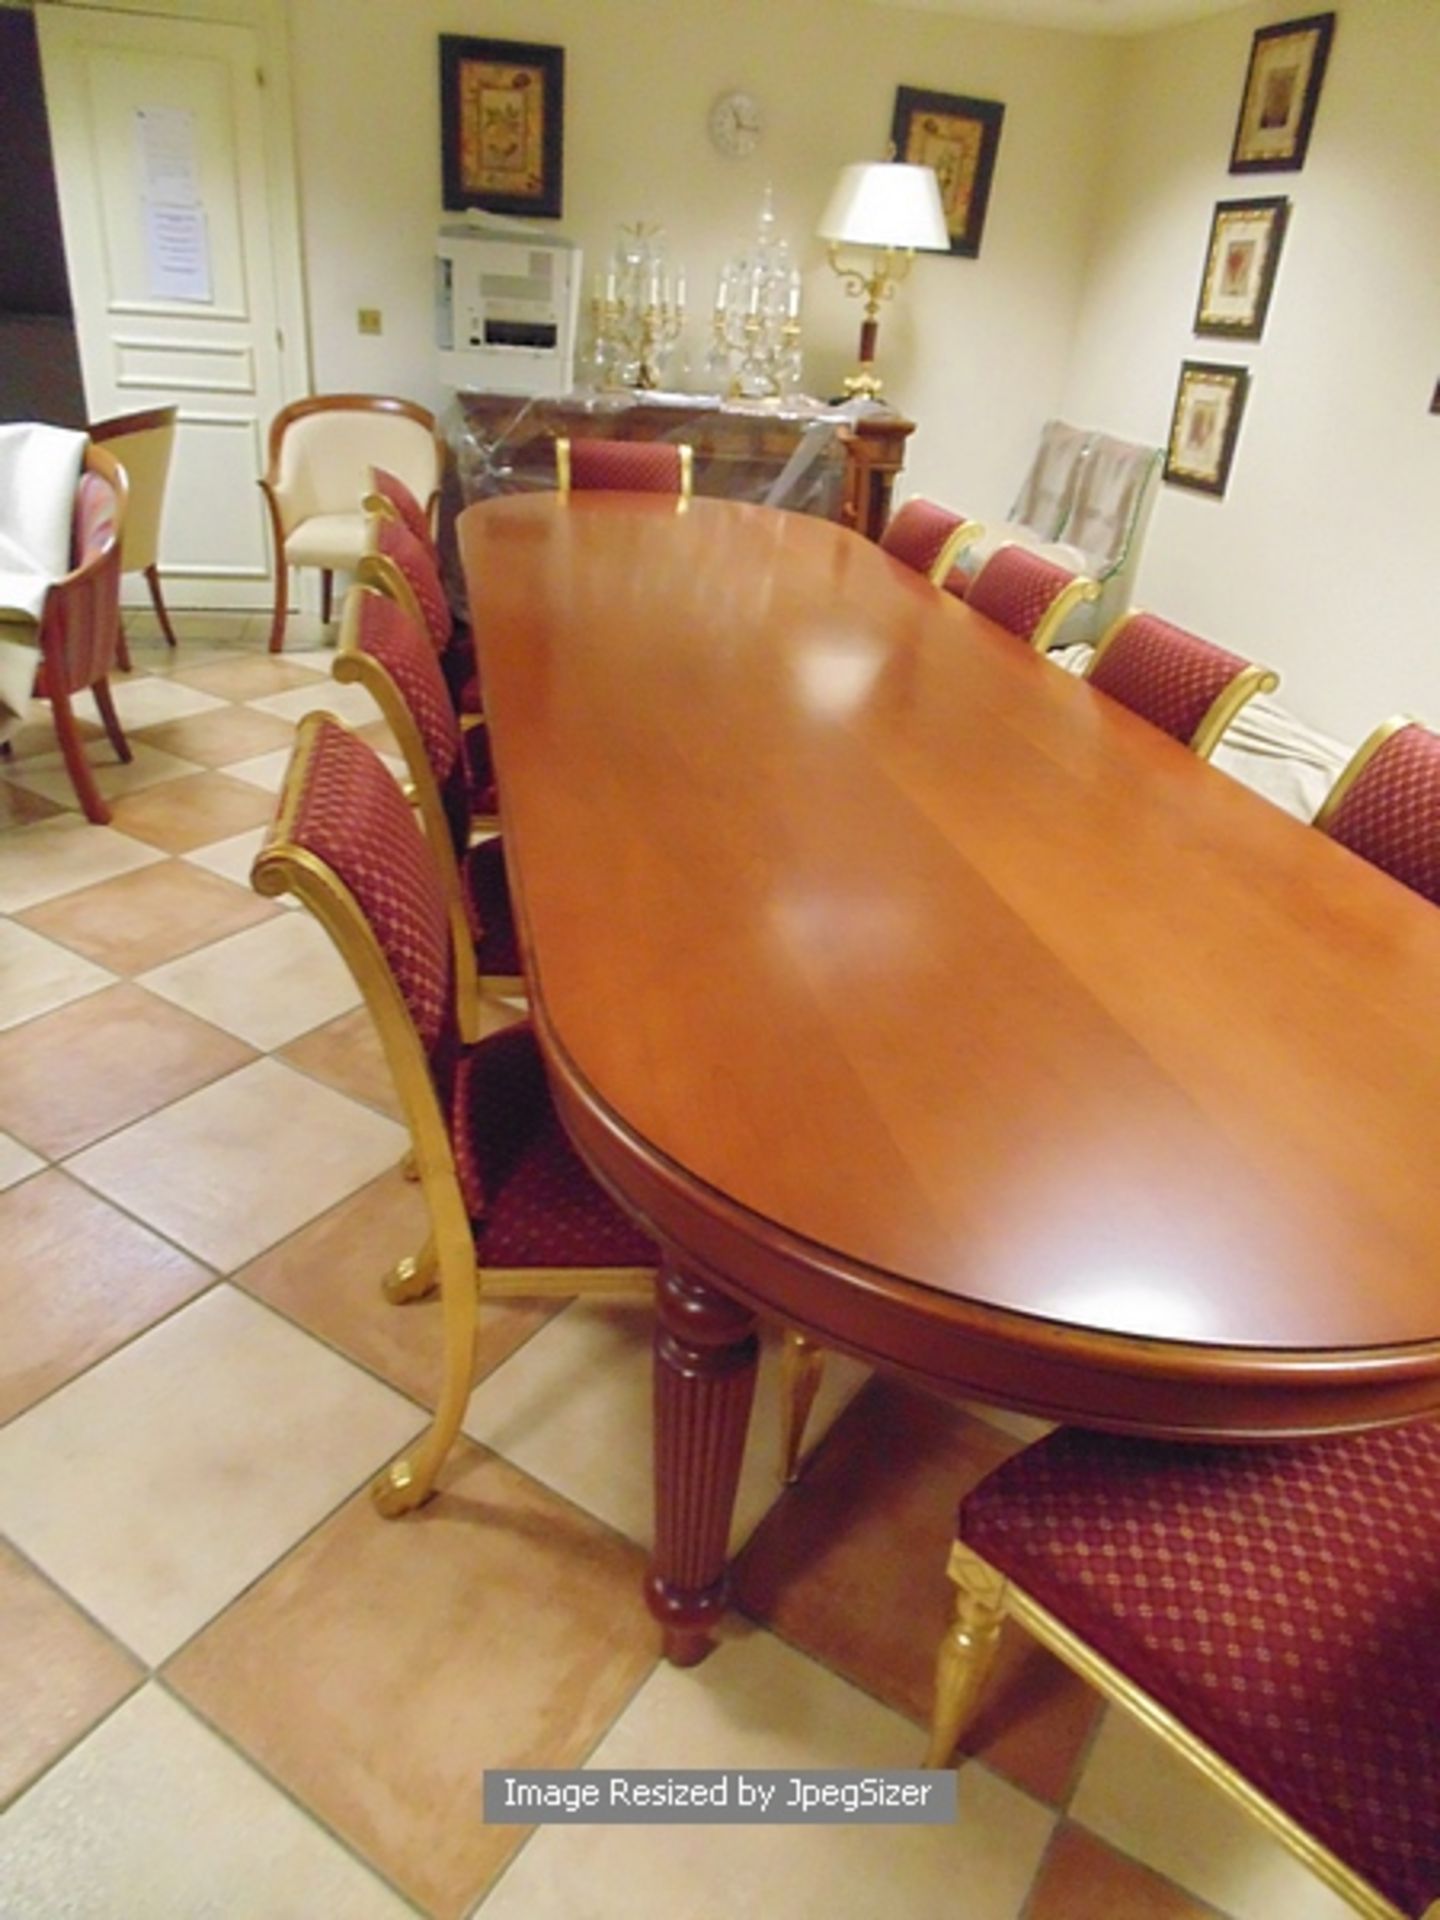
0, 919, 115, 1032
124, 608, 254, 647
16, 859, 281, 975
183, 823, 281, 893
138, 910, 360, 1050
0, 1541, 143, 1806
2, 739, 201, 809
0, 1285, 423, 1662
1026, 1822, 1225, 1920
0, 1686, 415, 1917
245, 676, 383, 728
223, 745, 305, 791
106, 769, 278, 853
461, 1301, 868, 1553
167, 655, 320, 700
0, 815, 164, 914
0, 1132, 45, 1191
478, 1628, 1055, 1920
0, 1169, 214, 1424
66, 1056, 407, 1270
127, 703, 298, 768
0, 984, 256, 1158
71, 674, 227, 731
167, 1439, 657, 1919
1069, 1709, 1355, 1920
234, 1165, 563, 1407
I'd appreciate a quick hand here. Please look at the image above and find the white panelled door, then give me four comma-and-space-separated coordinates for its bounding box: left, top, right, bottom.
38, 6, 293, 610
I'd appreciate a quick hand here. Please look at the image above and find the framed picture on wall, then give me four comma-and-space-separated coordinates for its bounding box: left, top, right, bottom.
438, 35, 565, 218
1163, 361, 1251, 497
1229, 12, 1335, 174
890, 86, 1005, 258
1194, 197, 1290, 340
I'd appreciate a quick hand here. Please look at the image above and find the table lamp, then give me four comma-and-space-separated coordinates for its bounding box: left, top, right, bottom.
817, 161, 949, 398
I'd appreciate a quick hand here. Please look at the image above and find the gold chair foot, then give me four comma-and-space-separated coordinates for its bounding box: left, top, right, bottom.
400, 1148, 419, 1182
371, 1456, 434, 1517
778, 1328, 826, 1484
383, 1246, 439, 1303
925, 1545, 1009, 1767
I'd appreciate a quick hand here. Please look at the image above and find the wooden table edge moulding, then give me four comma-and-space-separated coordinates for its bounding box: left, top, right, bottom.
459, 492, 1440, 1667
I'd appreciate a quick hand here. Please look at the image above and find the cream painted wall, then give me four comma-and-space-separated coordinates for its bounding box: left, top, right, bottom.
283, 0, 1117, 514
1059, 0, 1440, 739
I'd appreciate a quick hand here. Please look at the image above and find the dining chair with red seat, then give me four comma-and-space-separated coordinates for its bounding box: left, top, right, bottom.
964, 543, 1100, 653
555, 435, 694, 497
355, 510, 478, 715
332, 586, 515, 1019
878, 498, 983, 586
926, 1423, 1440, 1919
1083, 609, 1280, 761
1312, 718, 1440, 909
252, 712, 658, 1516
30, 442, 131, 824
361, 463, 438, 560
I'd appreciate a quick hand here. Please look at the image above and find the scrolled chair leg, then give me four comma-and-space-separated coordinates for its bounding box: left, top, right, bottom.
400, 1147, 420, 1183
383, 1235, 438, 1304
372, 1239, 476, 1517
777, 1328, 826, 1485
924, 1544, 1009, 1768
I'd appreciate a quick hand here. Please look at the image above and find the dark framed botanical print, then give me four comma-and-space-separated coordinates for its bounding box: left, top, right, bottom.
1194, 197, 1290, 341
1229, 12, 1335, 174
439, 35, 565, 218
1164, 361, 1251, 498
890, 86, 1005, 258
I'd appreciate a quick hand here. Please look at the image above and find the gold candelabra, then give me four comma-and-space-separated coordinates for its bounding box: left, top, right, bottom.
705, 188, 803, 402
585, 222, 686, 392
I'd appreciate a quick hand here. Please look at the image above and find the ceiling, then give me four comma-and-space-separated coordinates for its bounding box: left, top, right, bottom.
868, 0, 1252, 36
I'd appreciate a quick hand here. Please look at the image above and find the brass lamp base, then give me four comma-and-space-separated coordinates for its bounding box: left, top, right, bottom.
841, 365, 886, 399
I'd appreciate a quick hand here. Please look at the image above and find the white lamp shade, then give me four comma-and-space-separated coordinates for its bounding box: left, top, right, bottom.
816, 163, 949, 252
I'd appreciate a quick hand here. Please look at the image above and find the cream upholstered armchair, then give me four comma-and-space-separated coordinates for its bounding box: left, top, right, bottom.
259, 394, 442, 652
89, 406, 178, 656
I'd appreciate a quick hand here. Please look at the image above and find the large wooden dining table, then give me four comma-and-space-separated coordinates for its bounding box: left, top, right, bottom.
459, 492, 1440, 1664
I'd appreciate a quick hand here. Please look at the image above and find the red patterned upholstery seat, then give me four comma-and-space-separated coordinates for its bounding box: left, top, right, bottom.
934, 1424, 1440, 1918
965, 544, 1100, 653
28, 445, 132, 824
879, 499, 980, 585
556, 436, 693, 497
1314, 720, 1440, 909
1084, 610, 1279, 761
252, 714, 657, 1515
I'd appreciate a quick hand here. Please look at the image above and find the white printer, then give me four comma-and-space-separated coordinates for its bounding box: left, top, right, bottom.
435, 216, 581, 396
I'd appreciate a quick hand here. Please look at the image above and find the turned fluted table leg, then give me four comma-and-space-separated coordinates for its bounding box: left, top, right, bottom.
646, 1262, 759, 1666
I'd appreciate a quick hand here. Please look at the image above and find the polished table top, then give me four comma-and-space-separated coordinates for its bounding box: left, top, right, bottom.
461, 492, 1440, 1439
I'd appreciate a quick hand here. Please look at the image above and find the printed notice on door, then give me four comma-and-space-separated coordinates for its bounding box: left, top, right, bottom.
143, 202, 213, 303
136, 106, 212, 302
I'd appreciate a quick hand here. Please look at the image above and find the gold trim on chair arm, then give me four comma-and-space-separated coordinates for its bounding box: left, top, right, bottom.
1312, 715, 1418, 834
1083, 608, 1131, 679
936, 1542, 1410, 1920
1189, 663, 1280, 762
678, 442, 695, 501
555, 435, 572, 495
1032, 575, 1102, 654
355, 549, 428, 639
927, 520, 985, 589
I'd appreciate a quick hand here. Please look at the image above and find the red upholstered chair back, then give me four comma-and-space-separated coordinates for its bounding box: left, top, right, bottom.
376, 516, 452, 651
1085, 611, 1278, 760
879, 499, 973, 583
1317, 720, 1440, 908
270, 715, 455, 1060
965, 545, 1094, 652
366, 464, 435, 554
37, 458, 125, 696
558, 436, 691, 496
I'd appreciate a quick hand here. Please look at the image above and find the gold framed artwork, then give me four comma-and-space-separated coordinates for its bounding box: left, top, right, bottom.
890, 86, 1005, 258
1164, 361, 1251, 498
439, 35, 565, 219
1229, 12, 1335, 174
1194, 197, 1290, 340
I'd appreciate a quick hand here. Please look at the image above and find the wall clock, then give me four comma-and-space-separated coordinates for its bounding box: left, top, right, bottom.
708, 90, 763, 159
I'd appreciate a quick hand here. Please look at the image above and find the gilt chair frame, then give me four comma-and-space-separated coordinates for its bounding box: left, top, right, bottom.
970, 543, 1103, 654
554, 435, 695, 500
252, 712, 654, 1517
927, 1540, 1431, 1920
1311, 715, 1420, 835
1085, 609, 1281, 761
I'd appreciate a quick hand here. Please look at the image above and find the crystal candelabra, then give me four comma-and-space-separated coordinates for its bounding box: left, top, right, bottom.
706, 188, 803, 402
584, 222, 686, 392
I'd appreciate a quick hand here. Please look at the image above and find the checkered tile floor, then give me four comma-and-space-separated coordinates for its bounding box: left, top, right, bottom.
0, 612, 1351, 1917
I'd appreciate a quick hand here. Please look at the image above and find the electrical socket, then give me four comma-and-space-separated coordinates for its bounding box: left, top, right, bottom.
357, 308, 382, 335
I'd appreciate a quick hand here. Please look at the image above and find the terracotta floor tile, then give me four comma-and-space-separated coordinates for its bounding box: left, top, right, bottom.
106, 771, 279, 853
0, 1170, 213, 1425
0, 1132, 45, 1191
16, 860, 280, 976
3, 740, 201, 811
277, 1004, 404, 1118
233, 1165, 563, 1406
1028, 1823, 1227, 1920
246, 678, 382, 728
127, 704, 298, 769
0, 1542, 143, 1805
166, 1439, 657, 1918
733, 1377, 1102, 1805
0, 984, 256, 1158
0, 781, 64, 828
167, 655, 321, 701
